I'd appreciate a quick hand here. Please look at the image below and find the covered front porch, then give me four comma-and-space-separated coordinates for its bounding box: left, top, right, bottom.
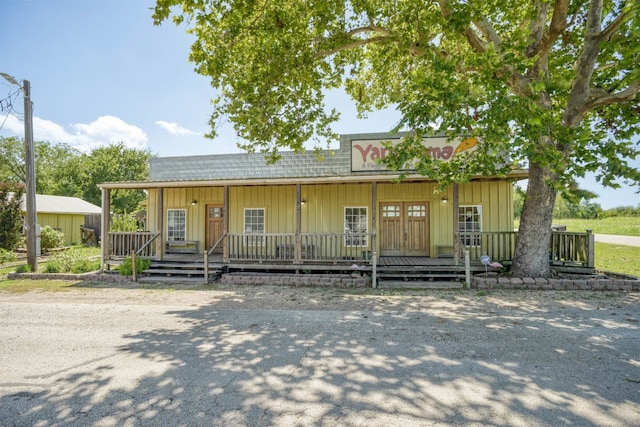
103, 229, 596, 286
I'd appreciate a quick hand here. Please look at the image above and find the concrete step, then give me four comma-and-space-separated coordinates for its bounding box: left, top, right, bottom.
138, 276, 210, 284
377, 280, 464, 289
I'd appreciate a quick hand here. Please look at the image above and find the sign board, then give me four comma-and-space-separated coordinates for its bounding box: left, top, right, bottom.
351, 136, 477, 172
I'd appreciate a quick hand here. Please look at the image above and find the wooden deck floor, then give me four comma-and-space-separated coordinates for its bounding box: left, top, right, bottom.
159, 254, 462, 268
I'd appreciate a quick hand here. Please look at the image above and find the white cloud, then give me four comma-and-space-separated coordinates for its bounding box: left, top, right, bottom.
1, 113, 148, 152
155, 120, 199, 136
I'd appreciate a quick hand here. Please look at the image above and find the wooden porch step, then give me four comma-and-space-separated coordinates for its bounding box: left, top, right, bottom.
377, 272, 465, 279
149, 262, 225, 269
378, 280, 464, 289
138, 276, 209, 284
143, 268, 207, 276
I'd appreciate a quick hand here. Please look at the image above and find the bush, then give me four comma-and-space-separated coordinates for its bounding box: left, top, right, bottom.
44, 246, 100, 274
40, 226, 64, 251
44, 261, 62, 273
118, 256, 150, 276
0, 182, 24, 251
70, 259, 101, 274
0, 248, 16, 264
15, 264, 31, 273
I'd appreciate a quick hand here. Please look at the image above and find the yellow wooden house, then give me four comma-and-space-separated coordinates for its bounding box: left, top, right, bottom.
99, 132, 536, 277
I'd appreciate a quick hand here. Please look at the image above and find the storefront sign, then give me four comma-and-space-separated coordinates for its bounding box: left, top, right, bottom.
351, 137, 477, 172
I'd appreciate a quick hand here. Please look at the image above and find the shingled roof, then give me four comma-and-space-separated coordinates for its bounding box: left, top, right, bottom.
148, 133, 397, 182
149, 148, 352, 181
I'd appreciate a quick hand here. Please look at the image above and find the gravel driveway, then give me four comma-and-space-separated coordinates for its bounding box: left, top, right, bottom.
0, 283, 638, 426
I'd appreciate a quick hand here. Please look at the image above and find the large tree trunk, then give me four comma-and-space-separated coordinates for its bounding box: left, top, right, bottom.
512, 161, 557, 278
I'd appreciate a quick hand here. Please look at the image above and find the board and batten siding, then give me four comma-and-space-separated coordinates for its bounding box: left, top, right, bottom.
458, 181, 514, 232
37, 213, 85, 246
144, 180, 514, 255
146, 187, 225, 251
301, 184, 371, 234
228, 186, 296, 234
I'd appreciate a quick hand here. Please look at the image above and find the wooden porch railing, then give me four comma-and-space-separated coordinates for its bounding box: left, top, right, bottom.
226, 233, 373, 263
106, 231, 158, 258
458, 230, 595, 268
550, 230, 595, 267
458, 231, 518, 263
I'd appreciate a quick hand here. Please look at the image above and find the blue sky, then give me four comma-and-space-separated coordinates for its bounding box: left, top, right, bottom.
1, 0, 637, 209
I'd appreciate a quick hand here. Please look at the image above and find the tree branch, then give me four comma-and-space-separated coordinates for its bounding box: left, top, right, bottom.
525, 1, 550, 57
473, 18, 501, 49
315, 35, 393, 58
532, 0, 570, 58
584, 80, 640, 111
598, 4, 634, 42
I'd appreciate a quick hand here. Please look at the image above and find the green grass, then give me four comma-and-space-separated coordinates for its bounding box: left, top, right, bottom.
595, 242, 640, 278
0, 278, 82, 293
552, 217, 640, 236
515, 216, 640, 236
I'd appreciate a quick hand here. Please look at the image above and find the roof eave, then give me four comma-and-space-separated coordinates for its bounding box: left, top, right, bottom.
98, 169, 529, 190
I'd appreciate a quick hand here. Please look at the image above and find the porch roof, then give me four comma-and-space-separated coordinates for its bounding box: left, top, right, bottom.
98, 132, 528, 189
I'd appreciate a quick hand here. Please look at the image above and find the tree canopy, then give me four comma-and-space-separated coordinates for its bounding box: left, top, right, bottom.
0, 138, 151, 213
154, 0, 639, 276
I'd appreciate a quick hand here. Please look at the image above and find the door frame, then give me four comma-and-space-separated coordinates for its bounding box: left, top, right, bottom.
205, 203, 225, 253
379, 201, 430, 257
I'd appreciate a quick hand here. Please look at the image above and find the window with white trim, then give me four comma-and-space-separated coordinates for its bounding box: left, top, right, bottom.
167, 209, 186, 241
344, 207, 368, 247
244, 208, 265, 246
458, 205, 482, 246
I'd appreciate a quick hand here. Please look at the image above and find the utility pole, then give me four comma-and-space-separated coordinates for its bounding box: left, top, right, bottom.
23, 80, 37, 271
1, 73, 37, 271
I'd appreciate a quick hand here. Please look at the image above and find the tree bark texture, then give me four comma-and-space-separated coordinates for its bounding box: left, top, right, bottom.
512, 161, 557, 278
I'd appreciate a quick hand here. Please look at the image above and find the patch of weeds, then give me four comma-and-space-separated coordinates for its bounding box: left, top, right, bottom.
70, 259, 101, 274
476, 290, 490, 296
44, 261, 62, 273
0, 249, 17, 264
15, 264, 31, 273
118, 257, 151, 275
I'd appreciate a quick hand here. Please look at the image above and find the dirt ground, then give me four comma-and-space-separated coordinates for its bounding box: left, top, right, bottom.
3, 279, 639, 313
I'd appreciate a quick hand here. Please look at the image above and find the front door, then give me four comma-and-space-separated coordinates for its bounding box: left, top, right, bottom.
380, 202, 430, 256
206, 204, 224, 253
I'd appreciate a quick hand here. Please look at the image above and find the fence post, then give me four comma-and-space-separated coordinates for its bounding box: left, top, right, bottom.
131, 251, 137, 282
465, 250, 471, 287
371, 251, 377, 289
204, 251, 209, 284
586, 229, 595, 268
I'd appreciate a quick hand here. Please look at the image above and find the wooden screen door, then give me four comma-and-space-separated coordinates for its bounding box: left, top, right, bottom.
380, 202, 430, 256
206, 204, 224, 253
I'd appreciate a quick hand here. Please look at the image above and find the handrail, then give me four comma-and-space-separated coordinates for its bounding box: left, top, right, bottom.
136, 232, 161, 256
207, 233, 227, 256
204, 233, 227, 285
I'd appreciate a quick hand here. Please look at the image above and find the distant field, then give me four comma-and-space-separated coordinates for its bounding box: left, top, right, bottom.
552, 217, 640, 236
595, 243, 640, 278
513, 217, 640, 277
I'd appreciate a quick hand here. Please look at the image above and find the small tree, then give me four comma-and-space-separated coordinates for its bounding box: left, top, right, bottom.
0, 182, 25, 251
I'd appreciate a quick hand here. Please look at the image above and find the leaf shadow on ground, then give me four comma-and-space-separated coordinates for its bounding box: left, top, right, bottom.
1, 286, 639, 426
